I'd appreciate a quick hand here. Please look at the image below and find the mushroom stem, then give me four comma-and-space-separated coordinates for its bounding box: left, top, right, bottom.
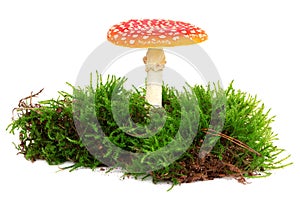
143, 48, 166, 107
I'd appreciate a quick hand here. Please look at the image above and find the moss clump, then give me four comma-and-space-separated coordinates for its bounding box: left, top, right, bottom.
7, 75, 291, 186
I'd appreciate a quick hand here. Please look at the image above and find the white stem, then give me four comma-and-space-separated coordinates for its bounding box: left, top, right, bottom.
143, 48, 166, 107
146, 70, 163, 107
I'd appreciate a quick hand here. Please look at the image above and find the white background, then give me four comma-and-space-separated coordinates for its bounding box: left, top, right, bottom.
0, 0, 299, 199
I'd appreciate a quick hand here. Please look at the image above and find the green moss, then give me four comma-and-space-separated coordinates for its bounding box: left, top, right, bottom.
7, 74, 291, 185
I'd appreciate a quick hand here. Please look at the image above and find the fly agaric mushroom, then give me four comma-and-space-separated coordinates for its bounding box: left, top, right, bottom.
107, 19, 208, 107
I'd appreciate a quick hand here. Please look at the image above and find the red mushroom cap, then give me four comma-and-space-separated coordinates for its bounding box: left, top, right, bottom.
107, 19, 208, 48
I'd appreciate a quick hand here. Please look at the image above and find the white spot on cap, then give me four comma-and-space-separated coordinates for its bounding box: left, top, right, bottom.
143, 35, 149, 39
159, 35, 166, 39
172, 36, 180, 41
113, 35, 118, 39
122, 33, 127, 37
129, 40, 135, 44
181, 30, 187, 34
121, 37, 126, 40
190, 30, 196, 34
132, 34, 138, 38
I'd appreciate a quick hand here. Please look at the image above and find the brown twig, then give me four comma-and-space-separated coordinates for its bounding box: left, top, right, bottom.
201, 128, 261, 157
12, 88, 44, 120
18, 88, 44, 107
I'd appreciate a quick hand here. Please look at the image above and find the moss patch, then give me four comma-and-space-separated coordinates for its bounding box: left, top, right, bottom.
7, 75, 291, 187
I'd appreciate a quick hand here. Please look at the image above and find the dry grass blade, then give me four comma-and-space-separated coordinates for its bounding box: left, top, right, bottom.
202, 128, 261, 156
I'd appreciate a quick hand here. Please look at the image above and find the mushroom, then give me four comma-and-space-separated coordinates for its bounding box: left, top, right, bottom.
107, 19, 208, 107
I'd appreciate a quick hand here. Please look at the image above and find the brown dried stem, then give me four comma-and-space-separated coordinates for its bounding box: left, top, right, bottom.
201, 128, 261, 157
